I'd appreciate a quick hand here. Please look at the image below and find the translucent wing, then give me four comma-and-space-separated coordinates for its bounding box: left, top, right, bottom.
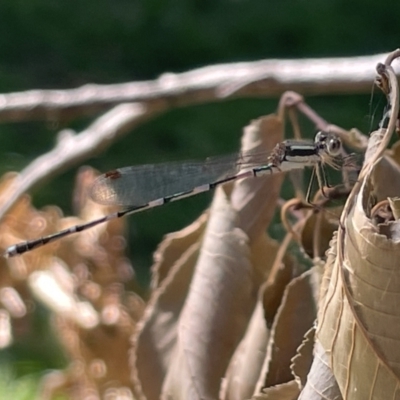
90, 153, 244, 206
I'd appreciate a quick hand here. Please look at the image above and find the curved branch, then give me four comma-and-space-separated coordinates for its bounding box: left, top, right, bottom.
0, 103, 152, 219
0, 52, 398, 123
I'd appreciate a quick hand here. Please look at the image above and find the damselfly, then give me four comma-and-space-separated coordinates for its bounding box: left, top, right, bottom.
4, 131, 344, 257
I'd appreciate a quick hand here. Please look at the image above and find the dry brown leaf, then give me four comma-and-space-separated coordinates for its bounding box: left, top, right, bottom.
160, 188, 256, 400
230, 114, 285, 243
388, 197, 400, 220
130, 113, 285, 400
298, 222, 343, 399
255, 267, 320, 393
218, 115, 286, 400
297, 340, 342, 400
371, 154, 400, 198
220, 300, 270, 400
131, 242, 201, 400
131, 203, 208, 400
300, 208, 341, 260
317, 169, 400, 399
251, 380, 300, 400
220, 229, 301, 400
262, 233, 299, 328
151, 212, 208, 289
291, 326, 316, 390
316, 62, 400, 399
249, 233, 281, 294
220, 234, 281, 400
379, 142, 400, 220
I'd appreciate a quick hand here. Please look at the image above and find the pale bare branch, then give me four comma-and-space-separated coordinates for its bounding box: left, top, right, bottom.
0, 103, 151, 219
0, 52, 398, 123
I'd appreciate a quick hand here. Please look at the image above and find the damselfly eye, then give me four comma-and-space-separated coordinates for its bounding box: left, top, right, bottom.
326, 137, 342, 156
314, 131, 328, 145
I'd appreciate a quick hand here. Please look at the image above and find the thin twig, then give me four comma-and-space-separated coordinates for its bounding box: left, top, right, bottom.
0, 52, 398, 123
0, 103, 151, 220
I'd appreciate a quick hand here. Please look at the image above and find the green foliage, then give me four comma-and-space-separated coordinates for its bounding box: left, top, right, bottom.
0, 364, 38, 400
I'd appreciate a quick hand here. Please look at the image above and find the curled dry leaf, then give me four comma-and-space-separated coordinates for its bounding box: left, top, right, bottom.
229, 114, 284, 244
150, 212, 208, 289
298, 232, 343, 400
297, 340, 342, 400
262, 233, 298, 329
388, 197, 400, 221
131, 229, 204, 400
221, 299, 270, 400
220, 235, 281, 400
255, 267, 320, 395
371, 153, 400, 199
251, 380, 300, 400
376, 141, 400, 222
291, 326, 316, 390
317, 157, 400, 398
161, 115, 284, 400
300, 207, 342, 260
130, 114, 285, 400
160, 189, 256, 399
221, 232, 297, 400
315, 62, 400, 399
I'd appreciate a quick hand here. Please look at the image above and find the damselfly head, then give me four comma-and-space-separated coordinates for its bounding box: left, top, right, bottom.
314, 131, 342, 157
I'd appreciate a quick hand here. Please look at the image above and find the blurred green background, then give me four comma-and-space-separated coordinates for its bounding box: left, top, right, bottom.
0, 0, 398, 395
